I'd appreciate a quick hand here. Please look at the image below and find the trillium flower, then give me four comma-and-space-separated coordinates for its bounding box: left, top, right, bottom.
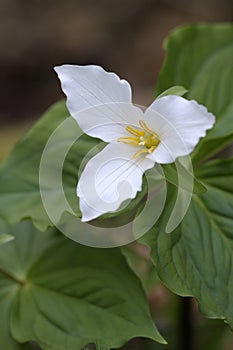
54, 65, 215, 222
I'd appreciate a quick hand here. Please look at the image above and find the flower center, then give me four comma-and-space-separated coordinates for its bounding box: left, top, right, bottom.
118, 120, 160, 158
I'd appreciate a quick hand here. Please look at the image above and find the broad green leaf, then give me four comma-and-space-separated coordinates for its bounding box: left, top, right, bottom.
0, 101, 99, 231
0, 101, 68, 230
162, 162, 207, 194
0, 220, 25, 349
192, 132, 233, 165
0, 221, 165, 350
0, 279, 25, 350
155, 23, 233, 163
142, 157, 233, 325
147, 23, 233, 328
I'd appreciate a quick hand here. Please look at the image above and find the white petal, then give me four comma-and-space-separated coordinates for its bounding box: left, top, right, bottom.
143, 95, 215, 163
54, 65, 132, 112
77, 142, 155, 221
54, 64, 143, 141
71, 102, 143, 142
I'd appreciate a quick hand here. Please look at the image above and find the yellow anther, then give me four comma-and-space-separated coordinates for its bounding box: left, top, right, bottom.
118, 119, 160, 158
133, 145, 157, 158
117, 136, 140, 146
139, 120, 159, 137
125, 125, 145, 137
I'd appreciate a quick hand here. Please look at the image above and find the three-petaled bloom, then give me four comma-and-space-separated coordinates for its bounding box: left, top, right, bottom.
54, 65, 215, 222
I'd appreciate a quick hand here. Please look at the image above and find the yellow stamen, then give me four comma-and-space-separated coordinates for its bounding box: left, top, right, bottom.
118, 119, 160, 158
139, 120, 159, 138
117, 136, 140, 146
125, 125, 145, 137
133, 145, 157, 158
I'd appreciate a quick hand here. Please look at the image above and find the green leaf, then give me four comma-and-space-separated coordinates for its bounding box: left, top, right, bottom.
0, 101, 67, 230
156, 85, 188, 99
0, 221, 165, 350
0, 220, 25, 349
142, 157, 233, 326
162, 162, 207, 194
155, 23, 233, 163
146, 22, 233, 329
0, 279, 25, 350
0, 101, 99, 231
192, 132, 233, 165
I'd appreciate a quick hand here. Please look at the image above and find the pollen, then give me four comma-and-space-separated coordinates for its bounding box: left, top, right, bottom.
118, 120, 160, 158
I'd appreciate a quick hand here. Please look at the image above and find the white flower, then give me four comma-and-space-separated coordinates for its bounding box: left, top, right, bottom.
54, 65, 215, 222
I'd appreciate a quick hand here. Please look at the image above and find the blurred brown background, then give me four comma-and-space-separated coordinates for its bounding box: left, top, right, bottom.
0, 0, 233, 126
